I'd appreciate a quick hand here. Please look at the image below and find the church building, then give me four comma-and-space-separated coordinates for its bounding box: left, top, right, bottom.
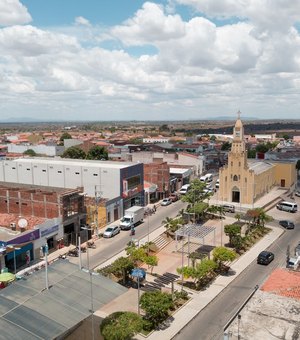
219, 113, 297, 205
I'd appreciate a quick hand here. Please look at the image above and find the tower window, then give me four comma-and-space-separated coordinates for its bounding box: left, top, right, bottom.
233, 175, 238, 181
239, 162, 241, 167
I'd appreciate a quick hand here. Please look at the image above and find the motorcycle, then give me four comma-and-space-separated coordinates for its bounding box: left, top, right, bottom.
87, 241, 96, 249
68, 249, 79, 257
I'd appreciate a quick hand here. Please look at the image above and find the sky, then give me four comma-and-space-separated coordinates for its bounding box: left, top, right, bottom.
1, 1, 300, 121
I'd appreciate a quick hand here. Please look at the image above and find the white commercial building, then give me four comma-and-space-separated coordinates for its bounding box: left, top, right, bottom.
0, 158, 145, 215
7, 144, 64, 156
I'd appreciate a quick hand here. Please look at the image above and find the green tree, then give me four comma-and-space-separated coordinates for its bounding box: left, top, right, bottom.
140, 291, 174, 328
221, 141, 231, 151
110, 257, 134, 284
86, 145, 108, 160
59, 132, 72, 142
224, 224, 241, 246
247, 149, 256, 158
100, 311, 143, 340
61, 146, 86, 159
23, 149, 36, 157
181, 179, 209, 206
282, 134, 290, 140
159, 124, 169, 131
144, 255, 158, 274
212, 246, 237, 269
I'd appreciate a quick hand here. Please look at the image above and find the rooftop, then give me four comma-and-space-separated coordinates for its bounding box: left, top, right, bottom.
8, 157, 139, 169
248, 160, 274, 174
0, 259, 127, 339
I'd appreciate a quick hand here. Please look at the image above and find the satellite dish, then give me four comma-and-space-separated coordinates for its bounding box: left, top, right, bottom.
18, 218, 28, 229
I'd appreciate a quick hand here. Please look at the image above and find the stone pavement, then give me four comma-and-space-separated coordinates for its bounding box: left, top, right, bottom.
93, 215, 283, 340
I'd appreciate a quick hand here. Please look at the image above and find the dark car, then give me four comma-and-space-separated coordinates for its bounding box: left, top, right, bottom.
169, 193, 179, 202
257, 251, 274, 265
279, 220, 295, 229
221, 204, 235, 213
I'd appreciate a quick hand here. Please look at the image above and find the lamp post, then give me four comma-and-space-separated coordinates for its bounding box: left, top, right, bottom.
81, 225, 94, 340
6, 245, 21, 274
41, 244, 49, 290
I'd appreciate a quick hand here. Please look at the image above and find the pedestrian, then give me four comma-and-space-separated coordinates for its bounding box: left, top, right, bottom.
153, 204, 156, 213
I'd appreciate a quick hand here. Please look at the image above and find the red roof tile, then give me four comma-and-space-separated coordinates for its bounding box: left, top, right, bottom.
261, 268, 300, 300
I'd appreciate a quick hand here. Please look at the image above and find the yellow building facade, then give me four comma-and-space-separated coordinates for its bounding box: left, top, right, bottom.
219, 115, 297, 205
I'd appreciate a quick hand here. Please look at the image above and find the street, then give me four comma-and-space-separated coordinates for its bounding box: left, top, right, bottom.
79, 200, 187, 269
172, 213, 300, 340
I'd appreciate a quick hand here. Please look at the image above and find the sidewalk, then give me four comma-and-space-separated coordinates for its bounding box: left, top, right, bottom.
138, 225, 283, 340
95, 221, 283, 340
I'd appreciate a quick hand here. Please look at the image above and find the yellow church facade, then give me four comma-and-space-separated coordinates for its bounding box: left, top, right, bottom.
219, 115, 297, 205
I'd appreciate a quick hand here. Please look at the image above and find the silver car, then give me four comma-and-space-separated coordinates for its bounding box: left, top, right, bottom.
103, 225, 120, 238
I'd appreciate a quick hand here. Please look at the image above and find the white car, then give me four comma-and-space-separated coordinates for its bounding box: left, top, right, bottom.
103, 225, 120, 238
295, 191, 300, 197
161, 198, 172, 206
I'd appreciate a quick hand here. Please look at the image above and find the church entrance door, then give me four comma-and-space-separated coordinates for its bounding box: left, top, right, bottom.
232, 190, 240, 203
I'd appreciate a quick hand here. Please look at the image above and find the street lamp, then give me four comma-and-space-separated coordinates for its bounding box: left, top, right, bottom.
81, 225, 94, 340
6, 245, 21, 274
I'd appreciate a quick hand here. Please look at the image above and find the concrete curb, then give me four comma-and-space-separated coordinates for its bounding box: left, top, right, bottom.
136, 225, 283, 340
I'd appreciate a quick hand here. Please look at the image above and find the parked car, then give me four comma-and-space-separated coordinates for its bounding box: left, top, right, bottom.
169, 193, 179, 202
103, 225, 120, 238
161, 197, 172, 206
295, 191, 300, 197
279, 220, 295, 229
221, 204, 235, 213
257, 251, 274, 265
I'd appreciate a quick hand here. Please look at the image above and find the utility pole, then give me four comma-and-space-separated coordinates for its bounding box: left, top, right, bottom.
94, 185, 102, 237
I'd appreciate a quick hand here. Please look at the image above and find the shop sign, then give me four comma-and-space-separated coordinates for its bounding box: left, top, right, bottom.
12, 229, 39, 244
40, 225, 59, 238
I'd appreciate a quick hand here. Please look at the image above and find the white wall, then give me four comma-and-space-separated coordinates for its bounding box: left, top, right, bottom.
0, 159, 127, 199
7, 144, 64, 156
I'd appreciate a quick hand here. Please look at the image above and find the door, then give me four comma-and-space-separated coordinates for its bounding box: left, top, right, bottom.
281, 179, 285, 187
114, 208, 119, 221
232, 190, 240, 203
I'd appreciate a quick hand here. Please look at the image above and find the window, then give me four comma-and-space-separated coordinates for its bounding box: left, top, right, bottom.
42, 169, 46, 172
233, 175, 238, 181
239, 162, 241, 167
27, 168, 30, 171
58, 171, 62, 174
93, 174, 98, 176
127, 175, 141, 189
245, 178, 247, 183
231, 162, 233, 167
75, 172, 80, 175
12, 167, 16, 169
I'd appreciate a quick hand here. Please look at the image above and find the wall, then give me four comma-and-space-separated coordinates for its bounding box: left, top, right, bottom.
273, 162, 297, 188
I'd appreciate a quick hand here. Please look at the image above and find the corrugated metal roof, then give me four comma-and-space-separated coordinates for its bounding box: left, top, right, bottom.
248, 160, 274, 174
0, 259, 127, 340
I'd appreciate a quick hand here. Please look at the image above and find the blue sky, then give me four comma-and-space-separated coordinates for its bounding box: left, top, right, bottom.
1, 1, 300, 121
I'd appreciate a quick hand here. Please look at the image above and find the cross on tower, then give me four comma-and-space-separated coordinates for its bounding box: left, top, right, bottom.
237, 110, 241, 120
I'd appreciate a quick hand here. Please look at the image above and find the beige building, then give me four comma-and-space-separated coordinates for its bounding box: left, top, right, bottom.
219, 115, 297, 205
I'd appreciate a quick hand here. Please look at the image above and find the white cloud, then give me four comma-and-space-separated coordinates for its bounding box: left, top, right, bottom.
0, 0, 31, 26
0, 1, 300, 120
172, 0, 300, 32
111, 2, 185, 45
74, 16, 91, 27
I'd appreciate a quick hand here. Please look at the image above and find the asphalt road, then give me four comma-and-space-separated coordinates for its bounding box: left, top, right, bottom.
172, 215, 300, 340
79, 200, 187, 269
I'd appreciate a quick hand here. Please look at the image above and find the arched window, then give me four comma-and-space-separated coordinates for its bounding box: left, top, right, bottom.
231, 161, 233, 167
239, 162, 241, 167
225, 176, 227, 182
233, 175, 238, 181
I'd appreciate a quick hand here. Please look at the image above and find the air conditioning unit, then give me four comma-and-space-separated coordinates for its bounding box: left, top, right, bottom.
10, 222, 16, 231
